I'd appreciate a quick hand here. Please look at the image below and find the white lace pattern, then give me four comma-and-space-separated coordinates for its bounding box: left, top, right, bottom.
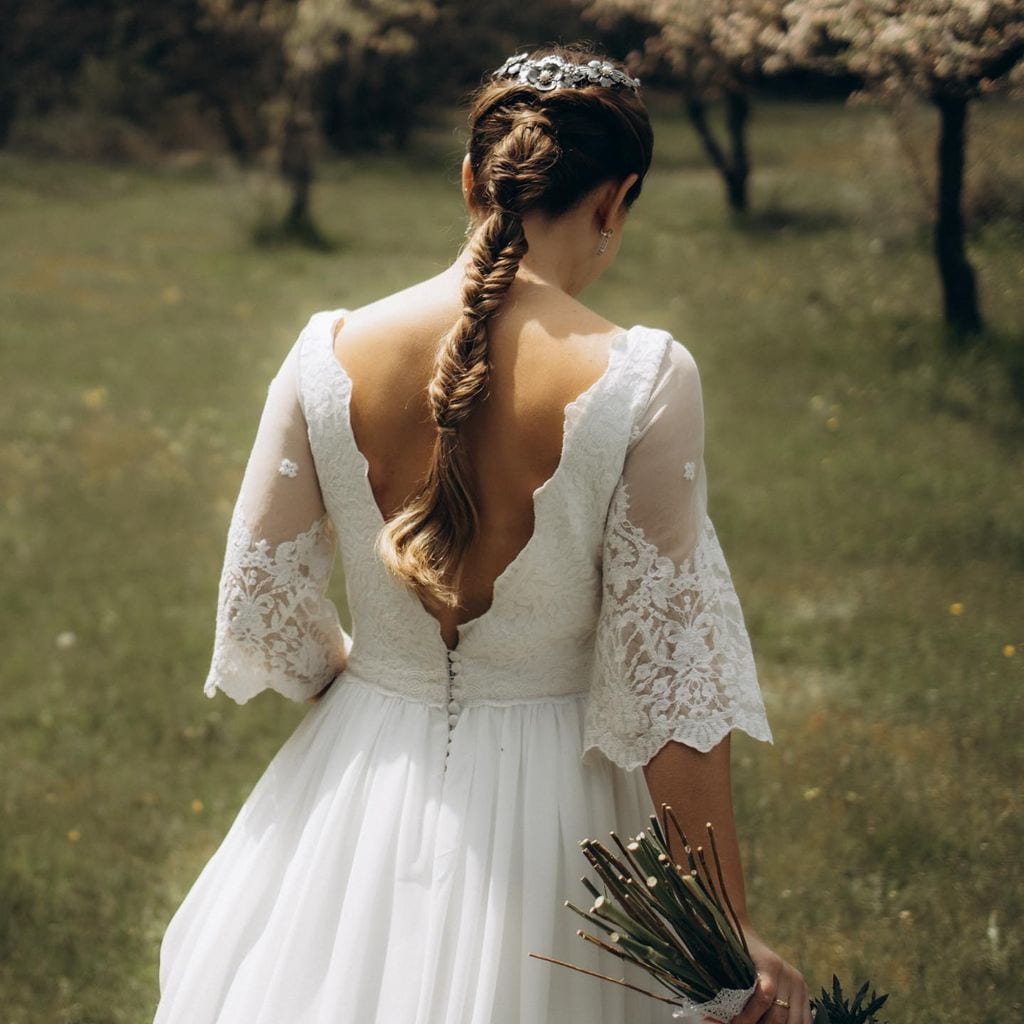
204, 504, 345, 704
671, 981, 758, 1021
581, 483, 773, 771
202, 309, 772, 772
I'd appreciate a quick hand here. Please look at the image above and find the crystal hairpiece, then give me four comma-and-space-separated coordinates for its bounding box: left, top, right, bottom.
491, 52, 641, 94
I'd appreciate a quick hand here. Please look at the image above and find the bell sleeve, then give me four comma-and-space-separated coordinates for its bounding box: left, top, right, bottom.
203, 332, 351, 705
581, 340, 773, 770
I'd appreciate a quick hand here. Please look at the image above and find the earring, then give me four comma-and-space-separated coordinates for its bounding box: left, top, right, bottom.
596, 228, 614, 255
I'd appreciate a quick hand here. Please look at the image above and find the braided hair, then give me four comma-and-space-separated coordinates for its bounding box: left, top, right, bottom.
376, 44, 654, 608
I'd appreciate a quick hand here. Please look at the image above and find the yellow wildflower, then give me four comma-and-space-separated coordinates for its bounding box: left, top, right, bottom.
81, 387, 108, 410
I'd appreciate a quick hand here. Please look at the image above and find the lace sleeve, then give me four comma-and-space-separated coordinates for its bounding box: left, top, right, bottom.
581, 340, 773, 771
203, 329, 351, 705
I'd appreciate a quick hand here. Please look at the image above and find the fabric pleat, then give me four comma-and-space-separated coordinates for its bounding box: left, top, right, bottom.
155, 676, 680, 1024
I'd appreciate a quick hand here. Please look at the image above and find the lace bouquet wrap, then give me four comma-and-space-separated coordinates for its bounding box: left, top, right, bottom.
531, 805, 758, 1022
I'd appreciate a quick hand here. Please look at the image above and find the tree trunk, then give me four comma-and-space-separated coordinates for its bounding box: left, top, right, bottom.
276, 73, 329, 248
210, 93, 258, 164
933, 94, 982, 337
724, 90, 750, 213
685, 88, 751, 214
280, 100, 314, 230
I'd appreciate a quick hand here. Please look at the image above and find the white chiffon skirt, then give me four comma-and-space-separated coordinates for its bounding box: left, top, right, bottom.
153, 674, 681, 1023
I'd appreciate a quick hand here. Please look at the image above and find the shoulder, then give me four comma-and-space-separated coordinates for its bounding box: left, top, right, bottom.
620, 326, 698, 402
622, 328, 704, 447
293, 307, 344, 376
625, 325, 699, 389
628, 325, 697, 376
653, 334, 702, 399
667, 335, 699, 375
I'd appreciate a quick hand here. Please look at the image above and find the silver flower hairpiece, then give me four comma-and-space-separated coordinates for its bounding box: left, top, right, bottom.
491, 52, 641, 94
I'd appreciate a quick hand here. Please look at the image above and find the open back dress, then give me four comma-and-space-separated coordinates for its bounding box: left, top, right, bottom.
152, 308, 773, 1024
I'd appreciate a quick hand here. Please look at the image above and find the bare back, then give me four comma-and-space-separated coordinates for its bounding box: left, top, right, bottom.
331, 270, 624, 648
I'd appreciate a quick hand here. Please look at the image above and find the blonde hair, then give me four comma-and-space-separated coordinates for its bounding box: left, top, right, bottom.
376, 45, 653, 608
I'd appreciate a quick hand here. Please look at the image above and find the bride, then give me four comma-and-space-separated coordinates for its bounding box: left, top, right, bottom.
153, 43, 809, 1024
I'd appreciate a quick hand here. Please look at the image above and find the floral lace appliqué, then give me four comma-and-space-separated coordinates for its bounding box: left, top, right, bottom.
278, 458, 299, 478
683, 460, 696, 480
582, 484, 773, 770
204, 505, 345, 704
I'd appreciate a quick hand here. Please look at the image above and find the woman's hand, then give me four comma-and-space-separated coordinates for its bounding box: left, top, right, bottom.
305, 646, 349, 705
731, 924, 813, 1024
304, 675, 338, 705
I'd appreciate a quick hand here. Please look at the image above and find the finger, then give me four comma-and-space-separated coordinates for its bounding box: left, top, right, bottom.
794, 974, 811, 1024
761, 977, 793, 1024
791, 976, 812, 1024
733, 971, 777, 1024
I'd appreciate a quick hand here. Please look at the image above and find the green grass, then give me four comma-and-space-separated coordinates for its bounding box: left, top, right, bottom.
1, 98, 1022, 1022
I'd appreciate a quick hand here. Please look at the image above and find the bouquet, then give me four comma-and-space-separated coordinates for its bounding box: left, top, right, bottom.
530, 803, 890, 1024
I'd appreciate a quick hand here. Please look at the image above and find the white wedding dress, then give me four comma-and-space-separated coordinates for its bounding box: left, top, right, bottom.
152, 308, 774, 1024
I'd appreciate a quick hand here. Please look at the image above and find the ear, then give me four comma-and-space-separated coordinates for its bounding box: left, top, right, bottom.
596, 172, 640, 230
461, 153, 476, 211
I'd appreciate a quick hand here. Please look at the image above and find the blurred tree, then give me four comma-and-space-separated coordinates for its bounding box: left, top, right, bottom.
0, 0, 590, 163
429, 0, 591, 92
200, 0, 438, 244
582, 0, 794, 214
1, 0, 283, 159
777, 0, 1024, 336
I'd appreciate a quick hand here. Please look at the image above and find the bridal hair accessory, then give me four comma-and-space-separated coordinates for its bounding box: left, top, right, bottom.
491, 52, 641, 94
597, 228, 614, 255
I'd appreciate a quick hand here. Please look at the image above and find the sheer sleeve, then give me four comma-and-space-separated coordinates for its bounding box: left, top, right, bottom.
581, 340, 773, 770
203, 332, 351, 704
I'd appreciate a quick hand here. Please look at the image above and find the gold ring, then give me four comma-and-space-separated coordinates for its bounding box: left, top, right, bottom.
774, 998, 790, 1008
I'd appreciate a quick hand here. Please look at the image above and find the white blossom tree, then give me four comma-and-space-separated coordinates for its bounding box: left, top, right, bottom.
201, 0, 437, 243
776, 0, 1024, 334
583, 0, 793, 213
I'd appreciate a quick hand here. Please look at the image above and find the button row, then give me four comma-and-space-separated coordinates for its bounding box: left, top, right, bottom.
446, 649, 462, 747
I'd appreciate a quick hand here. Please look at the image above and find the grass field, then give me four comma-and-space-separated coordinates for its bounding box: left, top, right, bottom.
1, 97, 1022, 1022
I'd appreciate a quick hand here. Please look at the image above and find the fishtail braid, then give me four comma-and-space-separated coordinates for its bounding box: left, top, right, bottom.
376, 110, 559, 607
375, 45, 653, 609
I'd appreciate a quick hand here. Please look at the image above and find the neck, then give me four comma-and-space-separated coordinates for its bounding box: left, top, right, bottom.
450, 208, 598, 297
519, 208, 592, 295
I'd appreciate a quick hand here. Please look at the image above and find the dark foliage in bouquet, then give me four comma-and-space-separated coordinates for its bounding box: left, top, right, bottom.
530, 803, 891, 1024
817, 976, 889, 1024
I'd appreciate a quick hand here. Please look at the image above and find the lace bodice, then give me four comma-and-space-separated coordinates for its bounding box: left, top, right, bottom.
203, 309, 773, 770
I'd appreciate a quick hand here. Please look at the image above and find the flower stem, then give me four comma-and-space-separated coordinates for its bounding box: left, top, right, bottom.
527, 952, 685, 1005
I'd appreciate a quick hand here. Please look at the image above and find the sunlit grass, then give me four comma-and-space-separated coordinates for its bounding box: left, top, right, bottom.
0, 99, 1021, 1022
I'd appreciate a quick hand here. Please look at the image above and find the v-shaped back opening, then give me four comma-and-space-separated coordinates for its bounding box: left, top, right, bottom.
317, 309, 632, 652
